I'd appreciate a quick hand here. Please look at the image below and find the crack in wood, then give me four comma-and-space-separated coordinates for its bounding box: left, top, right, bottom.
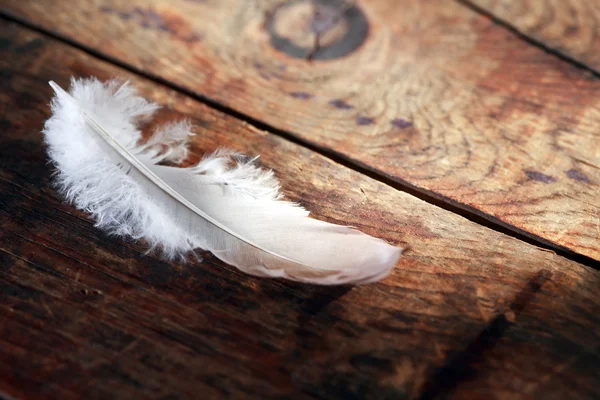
417, 270, 552, 400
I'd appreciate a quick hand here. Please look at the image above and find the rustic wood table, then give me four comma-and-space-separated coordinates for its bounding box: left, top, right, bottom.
1, 1, 599, 399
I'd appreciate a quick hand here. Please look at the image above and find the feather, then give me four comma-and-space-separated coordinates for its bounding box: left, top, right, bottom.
43, 78, 402, 285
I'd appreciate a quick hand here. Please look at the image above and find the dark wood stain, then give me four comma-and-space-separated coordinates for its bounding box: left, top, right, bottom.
14, 37, 45, 54
329, 99, 353, 109
289, 91, 313, 99
392, 118, 413, 129
356, 116, 375, 125
524, 169, 556, 184
566, 168, 592, 183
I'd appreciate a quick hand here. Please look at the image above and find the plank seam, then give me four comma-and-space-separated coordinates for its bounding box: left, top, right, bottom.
456, 0, 600, 78
1, 11, 598, 271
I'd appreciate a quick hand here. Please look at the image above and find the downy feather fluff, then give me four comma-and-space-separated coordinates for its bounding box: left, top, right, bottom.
43, 78, 402, 285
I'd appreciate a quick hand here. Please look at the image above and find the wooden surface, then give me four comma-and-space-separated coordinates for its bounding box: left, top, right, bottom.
3, 0, 600, 261
1, 2, 600, 400
467, 0, 600, 72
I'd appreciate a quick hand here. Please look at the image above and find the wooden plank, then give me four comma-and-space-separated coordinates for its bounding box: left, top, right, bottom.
3, 0, 599, 260
466, 0, 600, 72
1, 20, 600, 400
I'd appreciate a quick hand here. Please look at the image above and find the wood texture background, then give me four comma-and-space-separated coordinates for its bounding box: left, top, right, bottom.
1, 0, 600, 399
3, 0, 599, 260
467, 0, 600, 72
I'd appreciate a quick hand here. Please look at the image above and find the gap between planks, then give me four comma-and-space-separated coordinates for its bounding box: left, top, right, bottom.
456, 0, 600, 79
1, 11, 598, 272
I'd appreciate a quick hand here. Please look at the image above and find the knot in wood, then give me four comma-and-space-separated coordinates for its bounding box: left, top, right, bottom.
265, 0, 369, 61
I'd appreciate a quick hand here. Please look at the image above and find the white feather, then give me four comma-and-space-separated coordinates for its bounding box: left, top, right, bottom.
43, 78, 402, 285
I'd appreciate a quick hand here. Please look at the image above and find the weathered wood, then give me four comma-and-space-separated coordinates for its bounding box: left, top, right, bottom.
3, 0, 599, 260
466, 0, 600, 72
1, 21, 600, 400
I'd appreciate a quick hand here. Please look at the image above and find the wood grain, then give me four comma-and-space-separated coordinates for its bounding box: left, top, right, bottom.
1, 20, 600, 400
466, 0, 600, 71
3, 0, 599, 260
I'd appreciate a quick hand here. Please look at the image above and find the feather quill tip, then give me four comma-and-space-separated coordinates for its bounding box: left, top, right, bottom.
43, 78, 402, 285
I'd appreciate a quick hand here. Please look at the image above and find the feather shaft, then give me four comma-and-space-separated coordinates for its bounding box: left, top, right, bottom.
45, 79, 402, 284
